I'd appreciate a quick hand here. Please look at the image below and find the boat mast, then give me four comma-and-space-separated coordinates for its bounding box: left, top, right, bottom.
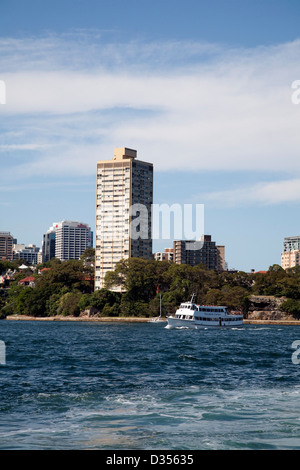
159, 294, 162, 318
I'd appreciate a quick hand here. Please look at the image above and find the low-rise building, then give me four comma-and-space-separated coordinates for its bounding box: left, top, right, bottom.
18, 276, 36, 287
154, 248, 174, 262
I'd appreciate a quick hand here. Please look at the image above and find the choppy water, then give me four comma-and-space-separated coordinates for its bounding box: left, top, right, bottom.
1, 320, 300, 450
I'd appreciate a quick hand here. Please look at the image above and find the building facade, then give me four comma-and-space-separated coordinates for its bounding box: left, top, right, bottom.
154, 248, 174, 262
42, 220, 93, 262
281, 250, 300, 270
173, 235, 225, 271
281, 236, 300, 269
42, 230, 56, 262
95, 147, 153, 289
0, 232, 13, 261
13, 243, 40, 265
283, 236, 300, 252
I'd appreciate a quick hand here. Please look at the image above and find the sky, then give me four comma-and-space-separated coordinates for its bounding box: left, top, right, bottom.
1, 0, 300, 271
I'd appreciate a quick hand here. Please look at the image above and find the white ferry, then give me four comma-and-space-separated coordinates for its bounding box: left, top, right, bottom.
166, 295, 243, 329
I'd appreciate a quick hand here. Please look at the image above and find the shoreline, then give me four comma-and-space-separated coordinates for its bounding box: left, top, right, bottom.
244, 319, 300, 325
5, 315, 151, 322
3, 315, 300, 325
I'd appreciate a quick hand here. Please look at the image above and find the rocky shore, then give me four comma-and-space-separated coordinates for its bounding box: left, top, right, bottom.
244, 294, 299, 324
4, 295, 300, 325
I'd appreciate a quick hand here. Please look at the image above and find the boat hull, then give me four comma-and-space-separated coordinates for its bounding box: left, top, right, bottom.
166, 316, 243, 329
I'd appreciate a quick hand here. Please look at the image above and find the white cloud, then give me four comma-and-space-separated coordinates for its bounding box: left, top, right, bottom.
205, 178, 300, 206
1, 33, 300, 183
0, 143, 49, 151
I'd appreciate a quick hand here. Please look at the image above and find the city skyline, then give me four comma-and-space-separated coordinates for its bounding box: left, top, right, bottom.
1, 1, 300, 271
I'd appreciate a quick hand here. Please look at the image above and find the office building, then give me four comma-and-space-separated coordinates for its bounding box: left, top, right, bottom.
13, 243, 40, 265
95, 147, 153, 289
42, 220, 93, 262
0, 232, 13, 261
173, 235, 225, 271
42, 230, 56, 262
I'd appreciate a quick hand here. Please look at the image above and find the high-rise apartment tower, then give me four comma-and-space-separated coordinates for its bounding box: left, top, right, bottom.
281, 236, 300, 269
95, 147, 153, 289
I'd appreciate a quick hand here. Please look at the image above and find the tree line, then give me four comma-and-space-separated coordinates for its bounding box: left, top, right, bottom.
1, 250, 300, 319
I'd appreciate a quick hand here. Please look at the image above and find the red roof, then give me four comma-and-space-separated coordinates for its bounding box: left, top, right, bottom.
18, 276, 35, 283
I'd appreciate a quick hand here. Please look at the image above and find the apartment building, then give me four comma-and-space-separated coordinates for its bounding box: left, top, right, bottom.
281, 250, 300, 269
281, 236, 300, 269
154, 248, 174, 262
42, 220, 93, 262
95, 147, 153, 289
173, 235, 225, 271
0, 232, 13, 261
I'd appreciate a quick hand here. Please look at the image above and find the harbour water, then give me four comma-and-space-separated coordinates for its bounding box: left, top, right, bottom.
1, 320, 300, 450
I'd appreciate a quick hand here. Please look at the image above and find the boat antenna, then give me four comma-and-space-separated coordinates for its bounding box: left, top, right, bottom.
190, 293, 196, 303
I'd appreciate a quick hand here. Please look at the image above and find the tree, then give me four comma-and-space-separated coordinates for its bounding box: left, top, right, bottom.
280, 299, 300, 318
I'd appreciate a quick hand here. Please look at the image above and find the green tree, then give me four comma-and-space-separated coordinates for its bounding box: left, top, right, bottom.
280, 299, 300, 318
57, 292, 81, 316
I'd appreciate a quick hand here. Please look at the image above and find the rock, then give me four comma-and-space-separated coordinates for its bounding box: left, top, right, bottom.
247, 295, 295, 321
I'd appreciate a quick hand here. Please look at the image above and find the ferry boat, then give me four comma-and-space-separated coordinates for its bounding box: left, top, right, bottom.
166, 294, 243, 329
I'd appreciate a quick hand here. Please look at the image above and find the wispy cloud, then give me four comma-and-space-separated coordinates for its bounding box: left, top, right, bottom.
206, 178, 300, 206
1, 31, 300, 203
0, 143, 49, 151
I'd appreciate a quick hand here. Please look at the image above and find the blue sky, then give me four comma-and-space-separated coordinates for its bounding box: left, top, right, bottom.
1, 0, 300, 271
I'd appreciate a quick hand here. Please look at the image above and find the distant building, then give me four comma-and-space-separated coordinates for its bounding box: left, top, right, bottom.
283, 236, 300, 252
18, 276, 35, 287
42, 220, 93, 262
281, 236, 300, 269
95, 147, 153, 290
216, 245, 225, 271
154, 248, 174, 262
173, 235, 225, 271
0, 232, 13, 261
42, 229, 56, 262
281, 250, 300, 269
13, 244, 40, 265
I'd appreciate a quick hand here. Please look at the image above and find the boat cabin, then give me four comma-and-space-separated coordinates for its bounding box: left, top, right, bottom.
175, 302, 229, 321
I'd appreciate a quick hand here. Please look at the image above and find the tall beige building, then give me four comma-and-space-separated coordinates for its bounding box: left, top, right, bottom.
95, 147, 153, 289
281, 236, 300, 269
281, 250, 300, 269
